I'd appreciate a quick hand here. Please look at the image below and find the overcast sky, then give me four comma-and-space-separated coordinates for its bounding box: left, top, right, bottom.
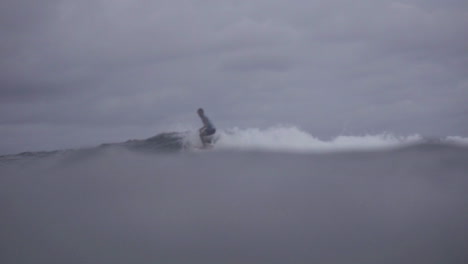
1, 0, 467, 154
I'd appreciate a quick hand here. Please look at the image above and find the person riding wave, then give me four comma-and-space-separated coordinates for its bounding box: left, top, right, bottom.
197, 108, 216, 147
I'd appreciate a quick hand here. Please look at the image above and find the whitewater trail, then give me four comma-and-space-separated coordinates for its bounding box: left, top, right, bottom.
181, 125, 468, 153
181, 126, 422, 153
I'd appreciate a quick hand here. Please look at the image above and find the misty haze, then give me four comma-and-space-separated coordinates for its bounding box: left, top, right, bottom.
1, 0, 468, 263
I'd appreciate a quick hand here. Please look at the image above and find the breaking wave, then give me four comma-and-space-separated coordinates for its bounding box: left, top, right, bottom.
1, 126, 467, 164
183, 126, 468, 152
212, 126, 422, 152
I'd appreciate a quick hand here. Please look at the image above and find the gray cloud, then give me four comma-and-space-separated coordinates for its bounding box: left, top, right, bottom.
1, 0, 467, 154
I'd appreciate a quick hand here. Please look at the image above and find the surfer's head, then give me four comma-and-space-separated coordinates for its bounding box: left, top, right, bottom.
197, 108, 204, 115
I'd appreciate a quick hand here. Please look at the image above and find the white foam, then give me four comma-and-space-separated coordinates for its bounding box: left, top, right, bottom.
445, 136, 468, 146
206, 126, 423, 153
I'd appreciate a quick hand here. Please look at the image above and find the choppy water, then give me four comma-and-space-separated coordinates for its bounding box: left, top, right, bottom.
1, 127, 468, 263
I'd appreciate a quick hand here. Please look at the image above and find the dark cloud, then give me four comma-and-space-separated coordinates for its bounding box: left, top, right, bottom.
1, 0, 467, 154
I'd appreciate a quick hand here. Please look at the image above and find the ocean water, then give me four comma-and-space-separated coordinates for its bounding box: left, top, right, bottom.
1, 127, 468, 264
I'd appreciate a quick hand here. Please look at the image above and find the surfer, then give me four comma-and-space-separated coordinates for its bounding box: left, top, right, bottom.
197, 108, 216, 147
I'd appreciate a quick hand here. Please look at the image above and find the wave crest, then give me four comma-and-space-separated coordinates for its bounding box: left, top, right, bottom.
211, 126, 422, 152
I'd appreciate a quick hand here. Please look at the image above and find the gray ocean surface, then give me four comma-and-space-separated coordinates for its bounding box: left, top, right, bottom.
1, 131, 468, 264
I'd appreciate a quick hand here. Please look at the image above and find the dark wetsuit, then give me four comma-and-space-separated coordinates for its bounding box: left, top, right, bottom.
199, 114, 216, 146
200, 115, 216, 136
